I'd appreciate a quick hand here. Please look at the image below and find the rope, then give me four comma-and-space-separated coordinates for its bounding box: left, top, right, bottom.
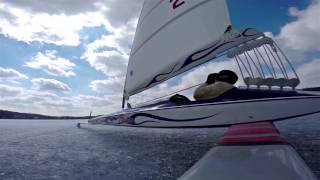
243, 52, 255, 77
257, 45, 277, 78
274, 42, 300, 79
245, 51, 263, 77
253, 48, 266, 78
272, 45, 289, 79
266, 45, 286, 78
235, 56, 245, 80
237, 55, 252, 77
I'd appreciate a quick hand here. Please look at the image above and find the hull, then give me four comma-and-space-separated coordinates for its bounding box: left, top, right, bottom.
179, 145, 317, 180
89, 95, 320, 128
178, 122, 318, 180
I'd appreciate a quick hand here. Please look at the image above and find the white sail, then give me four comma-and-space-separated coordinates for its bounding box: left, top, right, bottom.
124, 0, 231, 98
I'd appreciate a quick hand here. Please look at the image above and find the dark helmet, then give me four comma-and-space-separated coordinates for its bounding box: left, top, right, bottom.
218, 70, 238, 84
206, 73, 219, 85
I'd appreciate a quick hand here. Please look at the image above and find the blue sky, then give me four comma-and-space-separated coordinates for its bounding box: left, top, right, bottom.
229, 0, 310, 33
0, 0, 319, 116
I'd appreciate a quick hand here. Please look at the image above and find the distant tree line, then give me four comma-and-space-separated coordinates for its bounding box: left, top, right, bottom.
0, 110, 96, 119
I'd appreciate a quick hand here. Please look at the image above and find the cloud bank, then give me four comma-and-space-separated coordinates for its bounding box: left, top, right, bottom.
32, 78, 71, 93
1, 0, 320, 116
25, 50, 76, 77
0, 67, 28, 80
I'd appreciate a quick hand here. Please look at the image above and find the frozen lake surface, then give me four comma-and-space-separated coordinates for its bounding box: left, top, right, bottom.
0, 119, 319, 180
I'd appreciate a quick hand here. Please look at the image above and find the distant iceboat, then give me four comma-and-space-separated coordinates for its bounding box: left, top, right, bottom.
85, 0, 319, 179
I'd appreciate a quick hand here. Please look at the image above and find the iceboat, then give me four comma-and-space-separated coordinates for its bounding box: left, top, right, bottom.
85, 0, 320, 179
88, 0, 320, 128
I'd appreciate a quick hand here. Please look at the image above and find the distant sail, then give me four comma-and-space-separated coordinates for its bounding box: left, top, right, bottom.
124, 0, 231, 98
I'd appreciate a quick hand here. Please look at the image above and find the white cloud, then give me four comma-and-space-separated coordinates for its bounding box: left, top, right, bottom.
101, 0, 143, 28
90, 77, 124, 94
0, 84, 121, 116
296, 59, 320, 88
276, 0, 320, 52
25, 50, 76, 77
1, 0, 143, 25
81, 15, 139, 77
0, 67, 28, 80
0, 84, 23, 97
0, 0, 143, 82
0, 4, 104, 46
0, 0, 143, 46
83, 49, 129, 77
0, 0, 144, 116
267, 1, 320, 88
265, 33, 305, 63
1, 0, 102, 15
32, 78, 71, 93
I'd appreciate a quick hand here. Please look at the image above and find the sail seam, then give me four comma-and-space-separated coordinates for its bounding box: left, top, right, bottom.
131, 0, 214, 56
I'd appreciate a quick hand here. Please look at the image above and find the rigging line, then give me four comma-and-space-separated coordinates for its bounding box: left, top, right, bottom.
133, 83, 202, 107
256, 46, 274, 78
245, 51, 263, 77
243, 51, 255, 77
253, 48, 266, 78
272, 45, 289, 79
273, 42, 300, 79
265, 44, 286, 78
262, 45, 277, 78
237, 55, 252, 77
268, 44, 288, 79
235, 55, 245, 81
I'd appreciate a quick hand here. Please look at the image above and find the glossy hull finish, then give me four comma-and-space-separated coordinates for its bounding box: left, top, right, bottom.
178, 145, 318, 180
89, 95, 320, 128
178, 122, 318, 180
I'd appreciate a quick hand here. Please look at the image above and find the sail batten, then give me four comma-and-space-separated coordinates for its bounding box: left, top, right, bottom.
125, 0, 231, 98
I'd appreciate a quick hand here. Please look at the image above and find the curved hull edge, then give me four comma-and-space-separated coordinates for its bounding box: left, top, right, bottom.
89, 96, 320, 128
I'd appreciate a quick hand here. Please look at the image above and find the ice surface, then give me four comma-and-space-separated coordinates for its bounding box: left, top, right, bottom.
0, 119, 318, 180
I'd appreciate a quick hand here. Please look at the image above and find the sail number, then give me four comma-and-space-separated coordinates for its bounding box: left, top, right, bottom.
170, 0, 185, 9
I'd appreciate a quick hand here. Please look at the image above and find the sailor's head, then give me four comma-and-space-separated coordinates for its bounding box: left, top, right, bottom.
206, 73, 219, 85
218, 70, 238, 85
206, 70, 238, 85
